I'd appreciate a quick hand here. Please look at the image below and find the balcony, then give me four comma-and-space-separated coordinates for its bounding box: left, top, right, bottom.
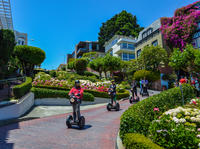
114, 45, 135, 55
77, 48, 88, 55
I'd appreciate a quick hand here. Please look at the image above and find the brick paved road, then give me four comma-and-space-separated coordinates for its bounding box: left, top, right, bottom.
0, 99, 135, 149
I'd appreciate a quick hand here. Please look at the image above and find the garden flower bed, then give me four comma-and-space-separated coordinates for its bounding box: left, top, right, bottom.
120, 84, 196, 149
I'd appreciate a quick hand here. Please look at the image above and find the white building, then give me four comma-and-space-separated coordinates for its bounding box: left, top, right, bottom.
0, 0, 13, 30
104, 35, 136, 61
14, 30, 28, 45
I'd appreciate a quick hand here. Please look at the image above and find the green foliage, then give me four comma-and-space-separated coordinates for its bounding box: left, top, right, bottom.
31, 87, 94, 101
123, 133, 163, 149
14, 45, 46, 76
35, 72, 51, 81
84, 71, 98, 77
89, 57, 104, 78
149, 115, 199, 149
0, 29, 16, 79
133, 70, 160, 82
120, 84, 195, 141
49, 70, 56, 78
98, 10, 143, 47
84, 89, 129, 100
169, 44, 200, 73
103, 54, 122, 76
13, 77, 32, 98
82, 52, 99, 60
67, 61, 75, 70
74, 58, 88, 74
138, 46, 168, 71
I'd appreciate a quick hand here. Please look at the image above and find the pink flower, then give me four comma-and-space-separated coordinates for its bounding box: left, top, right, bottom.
193, 100, 197, 105
154, 108, 159, 112
197, 128, 200, 132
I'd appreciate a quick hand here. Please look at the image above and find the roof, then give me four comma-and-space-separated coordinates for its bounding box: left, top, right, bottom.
136, 18, 161, 42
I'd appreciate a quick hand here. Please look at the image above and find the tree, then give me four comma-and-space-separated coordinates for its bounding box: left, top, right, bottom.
83, 52, 99, 60
67, 61, 75, 70
74, 58, 88, 74
169, 44, 200, 75
98, 10, 143, 47
0, 29, 16, 79
138, 46, 168, 72
103, 54, 122, 78
89, 57, 104, 78
133, 70, 160, 82
14, 45, 46, 76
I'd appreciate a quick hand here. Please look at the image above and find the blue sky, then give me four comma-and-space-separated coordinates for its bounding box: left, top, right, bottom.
11, 0, 197, 70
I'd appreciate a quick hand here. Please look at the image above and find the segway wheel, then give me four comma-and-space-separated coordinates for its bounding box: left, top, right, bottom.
115, 103, 120, 111
78, 116, 85, 129
107, 103, 112, 111
66, 115, 73, 128
129, 96, 133, 104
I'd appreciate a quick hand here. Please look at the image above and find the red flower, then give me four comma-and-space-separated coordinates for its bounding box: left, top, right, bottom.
154, 108, 159, 112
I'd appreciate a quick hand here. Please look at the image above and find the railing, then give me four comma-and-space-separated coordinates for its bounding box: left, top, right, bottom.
0, 76, 26, 85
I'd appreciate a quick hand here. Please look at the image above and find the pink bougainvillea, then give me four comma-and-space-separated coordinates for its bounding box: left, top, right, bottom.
160, 1, 200, 51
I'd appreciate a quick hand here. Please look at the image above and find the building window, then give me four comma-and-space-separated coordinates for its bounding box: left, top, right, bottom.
22, 41, 24, 45
137, 49, 141, 58
129, 54, 135, 60
18, 40, 21, 45
89, 43, 92, 51
122, 53, 128, 61
96, 44, 99, 50
110, 50, 113, 56
152, 40, 158, 46
142, 28, 153, 39
128, 44, 134, 50
121, 43, 127, 49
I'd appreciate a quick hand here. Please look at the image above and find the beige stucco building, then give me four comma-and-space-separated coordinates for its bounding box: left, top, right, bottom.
135, 18, 165, 58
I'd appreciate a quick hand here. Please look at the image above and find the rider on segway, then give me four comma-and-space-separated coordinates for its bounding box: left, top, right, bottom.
68, 80, 83, 123
108, 80, 117, 106
130, 80, 139, 102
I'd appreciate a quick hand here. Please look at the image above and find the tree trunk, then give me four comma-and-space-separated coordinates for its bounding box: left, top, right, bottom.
104, 71, 107, 79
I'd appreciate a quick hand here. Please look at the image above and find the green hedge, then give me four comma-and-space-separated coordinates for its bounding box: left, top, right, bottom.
31, 87, 94, 101
84, 89, 129, 100
124, 133, 163, 149
32, 85, 129, 99
120, 84, 195, 141
13, 77, 32, 98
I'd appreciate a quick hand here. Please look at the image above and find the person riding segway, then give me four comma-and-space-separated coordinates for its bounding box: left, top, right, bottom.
107, 80, 120, 111
129, 80, 140, 104
66, 80, 85, 129
141, 78, 149, 97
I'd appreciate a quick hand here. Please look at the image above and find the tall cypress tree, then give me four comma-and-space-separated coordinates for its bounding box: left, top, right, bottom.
98, 10, 143, 47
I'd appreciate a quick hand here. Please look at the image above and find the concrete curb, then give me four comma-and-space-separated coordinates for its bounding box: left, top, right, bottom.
116, 131, 125, 149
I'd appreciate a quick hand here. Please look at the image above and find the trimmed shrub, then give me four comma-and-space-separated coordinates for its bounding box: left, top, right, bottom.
84, 71, 99, 78
32, 85, 129, 99
120, 84, 195, 141
31, 87, 94, 101
124, 133, 163, 149
134, 70, 160, 82
74, 58, 88, 74
49, 70, 56, 77
13, 77, 32, 98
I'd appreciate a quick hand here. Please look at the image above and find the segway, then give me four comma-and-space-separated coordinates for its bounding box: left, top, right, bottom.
107, 90, 120, 111
141, 84, 149, 97
66, 93, 85, 129
129, 94, 140, 104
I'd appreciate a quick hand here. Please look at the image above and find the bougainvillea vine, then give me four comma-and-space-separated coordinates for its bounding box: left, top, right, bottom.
160, 1, 200, 51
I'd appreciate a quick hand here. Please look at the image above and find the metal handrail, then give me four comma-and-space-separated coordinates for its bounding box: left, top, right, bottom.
0, 76, 26, 84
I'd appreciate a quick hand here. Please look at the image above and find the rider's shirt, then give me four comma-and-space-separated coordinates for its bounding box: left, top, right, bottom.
69, 87, 84, 99
109, 84, 116, 95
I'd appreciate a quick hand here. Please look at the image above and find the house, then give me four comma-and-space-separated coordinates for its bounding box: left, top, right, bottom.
135, 18, 166, 58
75, 41, 105, 59
104, 35, 136, 61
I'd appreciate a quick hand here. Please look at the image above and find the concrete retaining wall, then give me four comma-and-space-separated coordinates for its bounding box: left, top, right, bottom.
0, 93, 34, 120
35, 98, 70, 106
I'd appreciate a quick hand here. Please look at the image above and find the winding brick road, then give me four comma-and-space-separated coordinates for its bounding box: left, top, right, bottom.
0, 100, 131, 149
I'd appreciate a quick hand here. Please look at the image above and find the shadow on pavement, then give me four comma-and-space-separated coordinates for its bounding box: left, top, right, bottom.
0, 117, 40, 149
0, 123, 18, 149
69, 124, 92, 130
